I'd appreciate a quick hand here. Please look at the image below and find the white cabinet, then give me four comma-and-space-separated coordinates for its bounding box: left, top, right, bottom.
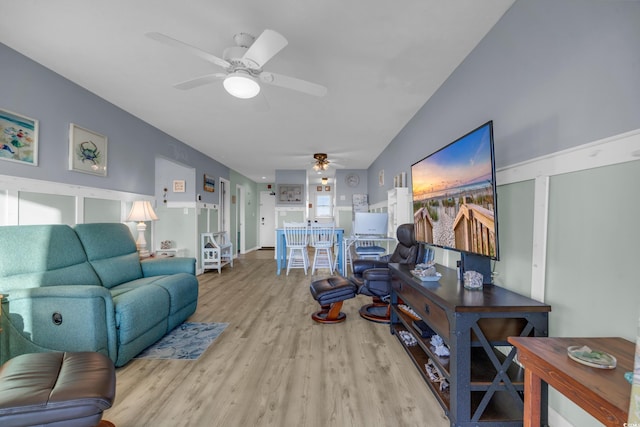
201, 232, 233, 273
387, 187, 412, 238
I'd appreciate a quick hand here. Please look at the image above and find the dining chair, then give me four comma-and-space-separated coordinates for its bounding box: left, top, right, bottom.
283, 222, 310, 275
309, 222, 335, 274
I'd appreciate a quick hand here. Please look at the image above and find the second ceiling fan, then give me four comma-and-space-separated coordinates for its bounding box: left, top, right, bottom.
147, 29, 327, 99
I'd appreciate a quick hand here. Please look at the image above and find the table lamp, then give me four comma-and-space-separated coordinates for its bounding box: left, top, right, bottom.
126, 200, 158, 257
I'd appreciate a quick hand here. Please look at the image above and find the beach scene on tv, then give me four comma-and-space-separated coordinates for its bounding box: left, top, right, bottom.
412, 124, 497, 258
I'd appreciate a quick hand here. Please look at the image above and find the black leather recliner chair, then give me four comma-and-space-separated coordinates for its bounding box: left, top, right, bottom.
349, 223, 424, 323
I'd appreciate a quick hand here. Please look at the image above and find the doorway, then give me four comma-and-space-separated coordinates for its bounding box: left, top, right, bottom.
259, 191, 276, 248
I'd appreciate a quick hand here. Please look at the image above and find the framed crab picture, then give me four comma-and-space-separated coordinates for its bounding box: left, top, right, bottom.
69, 123, 107, 176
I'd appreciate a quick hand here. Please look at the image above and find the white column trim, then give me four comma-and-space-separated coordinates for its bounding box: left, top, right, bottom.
530, 175, 549, 302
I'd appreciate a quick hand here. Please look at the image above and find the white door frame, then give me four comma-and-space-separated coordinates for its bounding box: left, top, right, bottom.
219, 178, 231, 238
236, 184, 246, 254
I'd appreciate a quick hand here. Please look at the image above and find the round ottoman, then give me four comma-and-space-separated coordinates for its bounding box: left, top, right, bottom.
309, 276, 357, 324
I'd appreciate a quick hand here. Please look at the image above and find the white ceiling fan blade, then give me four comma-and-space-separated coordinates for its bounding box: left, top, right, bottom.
242, 29, 288, 68
260, 72, 327, 97
146, 32, 231, 69
174, 73, 226, 90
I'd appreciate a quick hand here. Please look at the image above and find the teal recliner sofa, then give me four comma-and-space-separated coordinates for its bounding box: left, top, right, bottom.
0, 223, 198, 367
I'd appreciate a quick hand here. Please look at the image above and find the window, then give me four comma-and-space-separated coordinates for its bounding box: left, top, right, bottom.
316, 194, 332, 217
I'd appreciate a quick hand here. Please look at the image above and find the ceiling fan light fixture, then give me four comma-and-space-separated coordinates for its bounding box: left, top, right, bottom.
312, 153, 330, 171
312, 162, 329, 171
223, 72, 260, 99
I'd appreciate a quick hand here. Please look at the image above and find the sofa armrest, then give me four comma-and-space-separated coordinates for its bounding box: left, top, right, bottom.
141, 257, 196, 277
1, 286, 117, 364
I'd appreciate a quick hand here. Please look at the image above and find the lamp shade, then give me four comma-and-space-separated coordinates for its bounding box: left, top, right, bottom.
223, 72, 260, 99
126, 201, 158, 222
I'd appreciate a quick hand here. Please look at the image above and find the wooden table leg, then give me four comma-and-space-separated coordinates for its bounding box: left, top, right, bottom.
524, 367, 542, 427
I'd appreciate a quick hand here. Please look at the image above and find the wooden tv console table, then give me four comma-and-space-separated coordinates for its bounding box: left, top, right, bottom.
389, 263, 551, 426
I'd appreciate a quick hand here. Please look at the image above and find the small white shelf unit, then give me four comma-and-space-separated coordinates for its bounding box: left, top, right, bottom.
201, 232, 233, 273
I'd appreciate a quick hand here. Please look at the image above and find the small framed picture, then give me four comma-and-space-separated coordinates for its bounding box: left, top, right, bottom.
203, 174, 215, 192
325, 186, 331, 191
69, 123, 107, 176
0, 109, 39, 166
173, 180, 186, 192
316, 185, 323, 192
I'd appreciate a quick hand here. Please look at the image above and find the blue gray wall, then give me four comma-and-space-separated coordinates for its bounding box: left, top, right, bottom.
369, 0, 640, 204
367, 2, 640, 425
0, 42, 228, 203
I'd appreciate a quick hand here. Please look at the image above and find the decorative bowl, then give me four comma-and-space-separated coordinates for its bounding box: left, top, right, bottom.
410, 271, 442, 282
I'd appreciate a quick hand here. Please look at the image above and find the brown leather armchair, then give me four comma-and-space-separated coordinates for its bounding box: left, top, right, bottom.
349, 223, 424, 323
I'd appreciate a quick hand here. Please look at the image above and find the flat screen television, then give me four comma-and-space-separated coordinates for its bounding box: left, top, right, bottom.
353, 212, 388, 236
411, 121, 499, 268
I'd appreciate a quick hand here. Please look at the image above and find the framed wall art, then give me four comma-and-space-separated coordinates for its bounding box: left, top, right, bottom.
0, 108, 39, 166
173, 180, 186, 192
203, 174, 215, 192
278, 184, 303, 204
69, 123, 107, 176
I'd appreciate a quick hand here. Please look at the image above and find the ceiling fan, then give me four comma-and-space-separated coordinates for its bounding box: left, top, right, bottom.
312, 153, 331, 171
146, 29, 327, 99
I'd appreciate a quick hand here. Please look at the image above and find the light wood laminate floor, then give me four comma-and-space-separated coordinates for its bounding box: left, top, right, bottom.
104, 250, 449, 427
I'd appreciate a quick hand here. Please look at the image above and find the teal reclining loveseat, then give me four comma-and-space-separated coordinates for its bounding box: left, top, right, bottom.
0, 223, 198, 367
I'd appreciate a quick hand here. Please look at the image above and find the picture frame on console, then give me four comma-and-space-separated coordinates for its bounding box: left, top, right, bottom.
68, 123, 108, 176
0, 108, 39, 166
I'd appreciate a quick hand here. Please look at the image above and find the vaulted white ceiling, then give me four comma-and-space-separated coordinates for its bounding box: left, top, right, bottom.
0, 0, 514, 183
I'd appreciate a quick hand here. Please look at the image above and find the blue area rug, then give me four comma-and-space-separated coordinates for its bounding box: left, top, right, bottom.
135, 322, 228, 360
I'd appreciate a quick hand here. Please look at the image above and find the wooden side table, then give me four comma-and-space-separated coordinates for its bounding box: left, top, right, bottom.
508, 336, 634, 427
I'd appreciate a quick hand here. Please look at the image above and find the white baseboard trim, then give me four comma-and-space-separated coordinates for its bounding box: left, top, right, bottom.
242, 245, 259, 254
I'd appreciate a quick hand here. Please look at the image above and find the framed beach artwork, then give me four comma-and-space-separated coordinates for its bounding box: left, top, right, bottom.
0, 109, 39, 166
69, 124, 108, 176
203, 174, 215, 192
